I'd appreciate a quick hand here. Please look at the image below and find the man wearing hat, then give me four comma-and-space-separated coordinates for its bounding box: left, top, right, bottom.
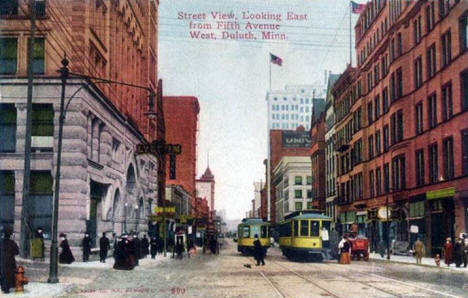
1, 227, 19, 292
0, 225, 9, 293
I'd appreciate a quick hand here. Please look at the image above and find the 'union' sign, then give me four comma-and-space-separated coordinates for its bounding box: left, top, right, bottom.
282, 131, 311, 148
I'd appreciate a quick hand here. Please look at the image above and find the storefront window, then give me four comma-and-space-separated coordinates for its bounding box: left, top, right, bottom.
409, 201, 425, 217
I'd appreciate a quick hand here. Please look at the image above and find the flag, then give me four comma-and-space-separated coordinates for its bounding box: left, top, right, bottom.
351, 1, 365, 14
270, 53, 282, 66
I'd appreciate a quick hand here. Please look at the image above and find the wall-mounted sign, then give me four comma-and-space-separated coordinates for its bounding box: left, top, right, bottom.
410, 225, 419, 234
154, 206, 176, 214
136, 140, 182, 155
282, 131, 311, 148
426, 187, 455, 200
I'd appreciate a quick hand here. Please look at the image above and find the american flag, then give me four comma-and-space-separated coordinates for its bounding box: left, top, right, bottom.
270, 53, 282, 66
351, 1, 366, 14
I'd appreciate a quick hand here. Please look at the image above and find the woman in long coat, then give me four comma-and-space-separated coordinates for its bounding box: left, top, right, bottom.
2, 230, 19, 291
443, 238, 453, 267
59, 233, 75, 264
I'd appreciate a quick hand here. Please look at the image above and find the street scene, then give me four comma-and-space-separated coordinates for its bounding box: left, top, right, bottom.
1, 0, 468, 297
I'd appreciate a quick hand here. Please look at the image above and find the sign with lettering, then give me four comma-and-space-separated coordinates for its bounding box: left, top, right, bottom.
282, 131, 311, 148
136, 140, 182, 155
426, 187, 455, 200
154, 206, 176, 214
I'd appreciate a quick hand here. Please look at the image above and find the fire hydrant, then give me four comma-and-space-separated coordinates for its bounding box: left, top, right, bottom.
15, 266, 29, 293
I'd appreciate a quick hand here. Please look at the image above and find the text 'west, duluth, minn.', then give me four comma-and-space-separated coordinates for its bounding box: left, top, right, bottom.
177, 11, 308, 40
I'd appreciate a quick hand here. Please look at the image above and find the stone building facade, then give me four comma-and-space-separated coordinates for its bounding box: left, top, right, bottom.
0, 0, 162, 254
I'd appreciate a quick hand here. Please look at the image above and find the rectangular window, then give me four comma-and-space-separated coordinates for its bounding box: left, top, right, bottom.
443, 137, 454, 180
415, 101, 423, 135
409, 201, 425, 218
169, 155, 176, 179
294, 189, 302, 198
392, 155, 406, 190
369, 170, 375, 197
0, 38, 17, 74
429, 143, 439, 183
463, 130, 468, 175
0, 104, 16, 152
384, 163, 390, 193
460, 15, 468, 51
462, 71, 468, 111
383, 87, 389, 113
375, 130, 381, 155
295, 202, 303, 211
376, 167, 382, 195
438, 0, 446, 18
383, 125, 389, 152
30, 38, 45, 74
396, 68, 403, 99
426, 2, 435, 32
32, 104, 54, 136
367, 102, 374, 125
397, 32, 402, 56
414, 56, 423, 89
368, 135, 374, 159
35, 0, 47, 17
295, 176, 303, 185
442, 83, 453, 121
390, 73, 395, 102
428, 93, 437, 128
311, 221, 319, 237
0, 0, 18, 16
30, 171, 53, 235
0, 171, 15, 228
427, 44, 436, 78
306, 176, 312, 185
307, 190, 312, 199
375, 95, 381, 119
441, 31, 451, 67
300, 220, 309, 236
416, 149, 425, 186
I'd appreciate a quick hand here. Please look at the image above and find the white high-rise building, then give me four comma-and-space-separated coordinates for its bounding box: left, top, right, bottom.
266, 84, 326, 131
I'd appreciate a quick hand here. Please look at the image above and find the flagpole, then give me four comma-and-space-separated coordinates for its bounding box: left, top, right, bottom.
349, 2, 352, 66
267, 54, 271, 222
269, 55, 272, 91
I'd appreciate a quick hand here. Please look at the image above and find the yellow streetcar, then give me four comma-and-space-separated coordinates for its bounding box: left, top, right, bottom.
278, 211, 333, 261
237, 218, 270, 255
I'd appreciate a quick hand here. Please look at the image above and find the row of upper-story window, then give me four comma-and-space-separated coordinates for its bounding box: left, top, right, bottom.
271, 123, 310, 130
362, 2, 467, 94
335, 81, 362, 122
272, 113, 310, 121
272, 97, 311, 104
271, 104, 310, 113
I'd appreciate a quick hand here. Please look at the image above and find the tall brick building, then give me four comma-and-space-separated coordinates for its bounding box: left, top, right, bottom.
0, 0, 161, 254
334, 0, 468, 255
163, 96, 200, 216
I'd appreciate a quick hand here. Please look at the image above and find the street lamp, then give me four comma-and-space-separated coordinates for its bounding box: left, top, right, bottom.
48, 56, 157, 283
124, 202, 128, 234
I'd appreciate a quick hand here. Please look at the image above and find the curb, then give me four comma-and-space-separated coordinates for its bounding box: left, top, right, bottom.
370, 257, 467, 272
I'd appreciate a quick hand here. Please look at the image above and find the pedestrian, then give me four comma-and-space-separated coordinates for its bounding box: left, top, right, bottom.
0, 226, 8, 294
453, 238, 463, 268
443, 238, 453, 267
59, 233, 75, 264
133, 233, 141, 262
378, 239, 386, 258
150, 236, 158, 259
141, 234, 149, 258
329, 228, 340, 260
338, 235, 351, 264
158, 237, 164, 255
31, 227, 45, 261
176, 237, 184, 260
253, 234, 265, 266
113, 237, 133, 270
434, 254, 441, 267
1, 228, 18, 293
463, 237, 468, 268
413, 238, 425, 265
99, 232, 110, 263
82, 233, 91, 262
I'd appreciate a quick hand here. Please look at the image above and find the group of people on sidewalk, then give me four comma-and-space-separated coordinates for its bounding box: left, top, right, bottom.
411, 235, 468, 268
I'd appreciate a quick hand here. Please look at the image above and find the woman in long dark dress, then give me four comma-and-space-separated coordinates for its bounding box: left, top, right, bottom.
59, 233, 75, 264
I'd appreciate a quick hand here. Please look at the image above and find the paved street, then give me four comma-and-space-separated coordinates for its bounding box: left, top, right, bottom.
17, 240, 467, 297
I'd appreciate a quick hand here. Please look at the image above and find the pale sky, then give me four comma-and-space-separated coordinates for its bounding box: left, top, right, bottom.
158, 0, 364, 220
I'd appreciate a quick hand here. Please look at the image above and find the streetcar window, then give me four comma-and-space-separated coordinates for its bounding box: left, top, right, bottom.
311, 221, 320, 237
294, 220, 299, 237
300, 220, 309, 236
251, 225, 260, 238
261, 225, 268, 238
242, 226, 250, 238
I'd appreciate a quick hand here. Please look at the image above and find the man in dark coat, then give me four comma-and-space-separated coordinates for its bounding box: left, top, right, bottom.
82, 233, 92, 262
150, 236, 158, 259
0, 227, 10, 294
463, 237, 468, 268
141, 235, 149, 258
133, 233, 142, 261
113, 237, 133, 270
59, 233, 75, 264
99, 232, 110, 263
253, 235, 265, 266
1, 229, 19, 292
454, 238, 464, 268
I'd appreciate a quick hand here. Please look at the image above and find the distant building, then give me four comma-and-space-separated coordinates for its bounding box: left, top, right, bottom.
310, 113, 326, 210
253, 181, 264, 217
267, 85, 326, 130
272, 156, 312, 223
196, 167, 215, 213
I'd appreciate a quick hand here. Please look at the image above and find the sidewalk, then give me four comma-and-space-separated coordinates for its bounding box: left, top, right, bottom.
369, 252, 467, 272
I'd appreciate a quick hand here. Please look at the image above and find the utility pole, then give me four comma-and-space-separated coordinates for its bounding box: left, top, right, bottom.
20, 0, 36, 258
